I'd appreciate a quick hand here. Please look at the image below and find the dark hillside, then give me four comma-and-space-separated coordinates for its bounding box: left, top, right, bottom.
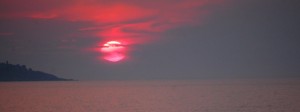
0, 61, 73, 81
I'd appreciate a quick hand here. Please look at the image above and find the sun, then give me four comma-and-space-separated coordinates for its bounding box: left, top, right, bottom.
103, 41, 121, 47
100, 41, 126, 62
101, 41, 123, 52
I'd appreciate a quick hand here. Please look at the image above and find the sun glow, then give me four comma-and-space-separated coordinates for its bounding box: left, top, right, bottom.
0, 0, 226, 63
100, 41, 126, 62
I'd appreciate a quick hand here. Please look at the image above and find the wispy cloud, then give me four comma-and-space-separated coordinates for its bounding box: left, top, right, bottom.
0, 0, 226, 61
0, 0, 224, 40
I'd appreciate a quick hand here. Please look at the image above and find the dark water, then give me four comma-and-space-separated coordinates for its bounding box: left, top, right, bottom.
1, 79, 300, 112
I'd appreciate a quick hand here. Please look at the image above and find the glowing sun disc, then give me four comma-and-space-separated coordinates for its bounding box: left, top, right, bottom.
100, 40, 126, 62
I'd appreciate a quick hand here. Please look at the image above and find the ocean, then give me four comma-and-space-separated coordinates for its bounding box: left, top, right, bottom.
0, 79, 299, 112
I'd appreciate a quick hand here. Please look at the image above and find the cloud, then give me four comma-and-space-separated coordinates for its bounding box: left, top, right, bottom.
0, 0, 224, 36
0, 0, 225, 60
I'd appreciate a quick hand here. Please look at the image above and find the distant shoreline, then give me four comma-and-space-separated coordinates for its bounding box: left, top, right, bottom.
0, 61, 75, 82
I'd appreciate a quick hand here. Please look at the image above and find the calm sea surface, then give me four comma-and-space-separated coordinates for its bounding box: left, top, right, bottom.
0, 79, 299, 112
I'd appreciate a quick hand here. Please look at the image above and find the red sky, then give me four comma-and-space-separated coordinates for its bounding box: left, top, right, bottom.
0, 0, 225, 62
1, 0, 300, 79
0, 0, 224, 42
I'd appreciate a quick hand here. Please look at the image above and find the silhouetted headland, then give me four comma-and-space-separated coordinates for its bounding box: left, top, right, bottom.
0, 61, 74, 81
